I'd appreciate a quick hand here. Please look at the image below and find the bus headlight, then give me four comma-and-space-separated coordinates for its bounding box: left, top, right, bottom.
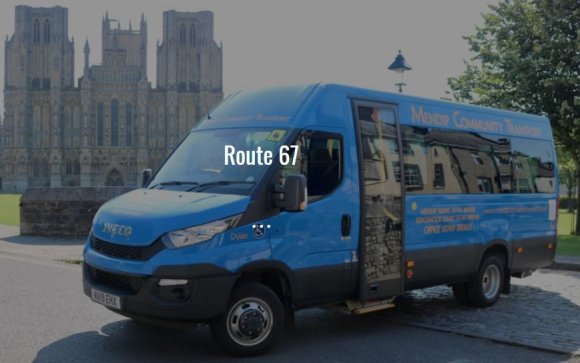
162, 215, 241, 249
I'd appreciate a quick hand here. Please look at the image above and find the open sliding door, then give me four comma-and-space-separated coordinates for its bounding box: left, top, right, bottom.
353, 100, 405, 301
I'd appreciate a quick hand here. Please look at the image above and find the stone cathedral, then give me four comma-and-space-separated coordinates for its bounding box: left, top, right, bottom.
0, 5, 223, 191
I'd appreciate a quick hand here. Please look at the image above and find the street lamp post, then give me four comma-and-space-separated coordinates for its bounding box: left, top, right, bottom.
388, 50, 412, 93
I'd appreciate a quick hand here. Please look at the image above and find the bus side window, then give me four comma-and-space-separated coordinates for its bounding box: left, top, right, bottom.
401, 126, 556, 195
280, 131, 342, 201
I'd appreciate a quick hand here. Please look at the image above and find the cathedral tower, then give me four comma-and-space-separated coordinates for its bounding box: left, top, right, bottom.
5, 6, 74, 90
3, 6, 74, 189
101, 12, 147, 77
156, 10, 222, 92
155, 11, 223, 149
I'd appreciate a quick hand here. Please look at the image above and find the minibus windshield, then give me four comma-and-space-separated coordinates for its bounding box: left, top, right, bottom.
149, 128, 288, 195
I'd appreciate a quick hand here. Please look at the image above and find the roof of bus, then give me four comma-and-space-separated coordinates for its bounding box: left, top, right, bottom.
196, 83, 552, 140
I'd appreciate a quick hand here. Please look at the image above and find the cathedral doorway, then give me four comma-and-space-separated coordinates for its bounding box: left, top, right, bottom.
105, 169, 124, 186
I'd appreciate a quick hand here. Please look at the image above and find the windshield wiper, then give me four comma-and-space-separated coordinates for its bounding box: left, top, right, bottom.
149, 181, 200, 189
188, 180, 256, 192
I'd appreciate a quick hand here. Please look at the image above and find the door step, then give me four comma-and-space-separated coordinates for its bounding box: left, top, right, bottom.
345, 298, 396, 315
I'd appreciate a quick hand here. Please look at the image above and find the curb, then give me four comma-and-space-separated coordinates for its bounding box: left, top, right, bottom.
546, 262, 580, 272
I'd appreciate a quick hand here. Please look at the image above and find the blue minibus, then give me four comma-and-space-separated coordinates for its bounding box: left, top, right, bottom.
83, 84, 558, 355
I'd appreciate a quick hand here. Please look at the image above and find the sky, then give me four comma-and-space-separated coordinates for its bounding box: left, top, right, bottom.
0, 1, 498, 115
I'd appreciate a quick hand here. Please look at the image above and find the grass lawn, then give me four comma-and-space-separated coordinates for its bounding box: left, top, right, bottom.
557, 210, 580, 256
0, 193, 20, 226
558, 210, 577, 235
557, 235, 580, 256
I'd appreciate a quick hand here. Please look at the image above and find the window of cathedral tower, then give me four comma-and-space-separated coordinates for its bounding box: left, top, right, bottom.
126, 103, 133, 146
42, 104, 50, 148
63, 106, 72, 148
33, 106, 40, 147
41, 160, 49, 178
196, 54, 201, 85
33, 19, 40, 43
44, 20, 50, 43
64, 160, 80, 176
111, 99, 119, 146
195, 104, 201, 123
97, 103, 104, 146
33, 160, 40, 178
73, 106, 81, 148
180, 24, 186, 46
190, 24, 196, 47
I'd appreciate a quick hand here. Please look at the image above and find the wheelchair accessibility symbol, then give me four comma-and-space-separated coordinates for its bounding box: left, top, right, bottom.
252, 224, 271, 239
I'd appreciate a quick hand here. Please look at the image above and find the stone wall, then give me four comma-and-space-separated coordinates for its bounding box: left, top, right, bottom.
20, 187, 136, 238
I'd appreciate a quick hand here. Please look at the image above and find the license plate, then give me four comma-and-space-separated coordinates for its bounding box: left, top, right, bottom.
91, 288, 122, 309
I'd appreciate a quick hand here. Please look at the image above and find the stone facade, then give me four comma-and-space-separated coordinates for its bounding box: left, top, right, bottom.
0, 6, 223, 192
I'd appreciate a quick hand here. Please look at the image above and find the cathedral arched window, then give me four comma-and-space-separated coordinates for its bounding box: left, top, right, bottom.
33, 20, 40, 43
126, 103, 133, 146
97, 103, 104, 146
44, 20, 50, 43
41, 160, 50, 177
190, 24, 196, 47
111, 99, 119, 146
74, 160, 81, 175
66, 159, 80, 175
63, 106, 72, 148
180, 24, 186, 46
33, 160, 40, 177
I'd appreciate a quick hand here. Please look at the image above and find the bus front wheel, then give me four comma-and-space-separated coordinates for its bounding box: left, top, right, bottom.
467, 254, 505, 307
210, 282, 285, 356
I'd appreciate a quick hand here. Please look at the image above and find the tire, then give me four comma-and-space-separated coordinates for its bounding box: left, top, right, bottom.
467, 254, 505, 307
452, 283, 470, 305
210, 282, 285, 356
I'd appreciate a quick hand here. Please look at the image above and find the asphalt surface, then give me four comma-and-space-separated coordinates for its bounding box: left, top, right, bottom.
0, 253, 575, 363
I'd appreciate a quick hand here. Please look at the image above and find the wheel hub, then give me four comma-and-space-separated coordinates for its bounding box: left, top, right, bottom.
239, 310, 265, 338
482, 264, 500, 299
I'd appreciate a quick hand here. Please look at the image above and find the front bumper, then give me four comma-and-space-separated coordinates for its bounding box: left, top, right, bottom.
83, 263, 239, 322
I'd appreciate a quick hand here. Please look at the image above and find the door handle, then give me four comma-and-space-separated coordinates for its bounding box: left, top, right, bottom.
341, 214, 351, 237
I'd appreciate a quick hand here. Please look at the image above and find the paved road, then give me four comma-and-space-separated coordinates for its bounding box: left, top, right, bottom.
390, 269, 580, 355
0, 254, 574, 363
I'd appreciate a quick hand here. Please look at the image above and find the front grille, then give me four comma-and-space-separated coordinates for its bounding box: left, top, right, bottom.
88, 265, 145, 295
91, 236, 164, 261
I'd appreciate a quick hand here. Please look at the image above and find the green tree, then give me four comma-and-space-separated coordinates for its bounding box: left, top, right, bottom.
557, 146, 577, 212
448, 0, 580, 233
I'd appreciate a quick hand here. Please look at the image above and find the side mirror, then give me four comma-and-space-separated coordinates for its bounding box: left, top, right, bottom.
274, 174, 307, 212
141, 169, 152, 187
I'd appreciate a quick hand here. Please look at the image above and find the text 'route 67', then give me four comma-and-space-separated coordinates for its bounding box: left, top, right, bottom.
224, 145, 299, 166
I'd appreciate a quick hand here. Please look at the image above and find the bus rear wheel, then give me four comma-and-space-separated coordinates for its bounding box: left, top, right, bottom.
467, 254, 505, 307
210, 282, 284, 356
